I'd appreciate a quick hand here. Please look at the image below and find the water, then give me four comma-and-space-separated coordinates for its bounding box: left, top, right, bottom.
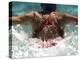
9, 2, 78, 58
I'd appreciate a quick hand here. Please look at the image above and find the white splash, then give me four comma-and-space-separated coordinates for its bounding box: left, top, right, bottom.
10, 23, 78, 58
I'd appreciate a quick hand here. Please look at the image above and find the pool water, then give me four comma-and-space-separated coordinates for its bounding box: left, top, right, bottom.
9, 2, 78, 58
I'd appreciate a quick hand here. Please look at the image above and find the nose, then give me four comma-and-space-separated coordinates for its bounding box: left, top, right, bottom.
50, 12, 56, 17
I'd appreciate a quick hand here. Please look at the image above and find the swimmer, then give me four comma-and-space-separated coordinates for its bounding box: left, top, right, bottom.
9, 11, 77, 36
9, 11, 78, 47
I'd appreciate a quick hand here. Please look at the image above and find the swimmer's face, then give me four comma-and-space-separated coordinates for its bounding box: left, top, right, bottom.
50, 12, 64, 20
47, 12, 58, 21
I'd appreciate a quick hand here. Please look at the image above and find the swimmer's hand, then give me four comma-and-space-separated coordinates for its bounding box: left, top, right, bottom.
64, 13, 78, 24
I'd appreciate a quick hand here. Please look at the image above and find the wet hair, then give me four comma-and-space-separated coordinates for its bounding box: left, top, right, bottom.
40, 3, 56, 14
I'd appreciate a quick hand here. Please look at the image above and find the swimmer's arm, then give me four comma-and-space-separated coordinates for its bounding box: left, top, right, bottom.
64, 13, 78, 24
9, 12, 35, 23
9, 12, 42, 24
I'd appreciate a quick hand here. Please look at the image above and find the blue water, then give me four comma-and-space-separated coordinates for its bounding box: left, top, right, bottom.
9, 2, 78, 58
11, 2, 42, 16
11, 1, 78, 16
